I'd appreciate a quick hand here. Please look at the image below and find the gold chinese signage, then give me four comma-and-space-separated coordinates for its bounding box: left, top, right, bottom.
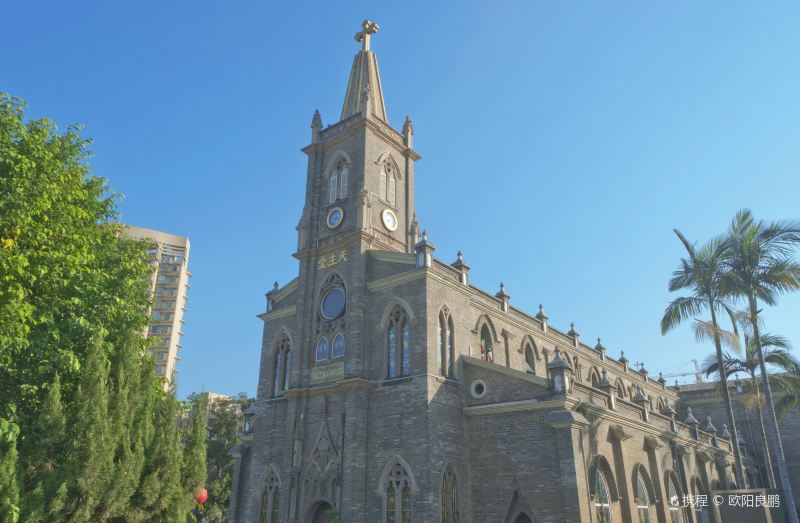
310, 362, 345, 384
318, 249, 348, 270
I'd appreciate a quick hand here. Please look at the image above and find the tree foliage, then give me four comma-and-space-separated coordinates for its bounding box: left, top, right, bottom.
189, 393, 253, 523
0, 93, 205, 522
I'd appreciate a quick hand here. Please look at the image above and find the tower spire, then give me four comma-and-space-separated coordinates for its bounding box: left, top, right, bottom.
340, 19, 388, 122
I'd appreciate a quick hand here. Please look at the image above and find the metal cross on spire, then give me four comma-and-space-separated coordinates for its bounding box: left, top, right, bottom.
355, 19, 379, 51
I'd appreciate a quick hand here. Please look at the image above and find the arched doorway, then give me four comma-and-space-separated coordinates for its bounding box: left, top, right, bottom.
309, 501, 334, 523
514, 514, 533, 523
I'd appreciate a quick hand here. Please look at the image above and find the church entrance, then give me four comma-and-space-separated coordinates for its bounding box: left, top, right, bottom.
308, 501, 334, 523
514, 514, 533, 523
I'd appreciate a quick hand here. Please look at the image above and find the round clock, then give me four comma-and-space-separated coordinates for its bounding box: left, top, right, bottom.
381, 209, 398, 231
326, 207, 344, 229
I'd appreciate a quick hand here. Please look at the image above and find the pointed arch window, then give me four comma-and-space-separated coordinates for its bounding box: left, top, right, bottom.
594, 469, 612, 523
635, 470, 652, 523
666, 475, 682, 523
332, 333, 345, 358
440, 464, 460, 523
692, 479, 710, 523
379, 165, 387, 202
387, 306, 410, 379
316, 337, 329, 362
329, 161, 348, 203
273, 335, 292, 396
379, 160, 397, 205
524, 342, 536, 374
260, 471, 280, 523
480, 324, 493, 363
438, 308, 456, 378
383, 462, 413, 523
329, 170, 338, 204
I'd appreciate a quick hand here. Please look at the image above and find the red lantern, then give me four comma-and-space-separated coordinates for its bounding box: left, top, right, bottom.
196, 488, 208, 505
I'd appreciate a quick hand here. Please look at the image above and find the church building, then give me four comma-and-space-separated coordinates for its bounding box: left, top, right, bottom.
229, 20, 738, 523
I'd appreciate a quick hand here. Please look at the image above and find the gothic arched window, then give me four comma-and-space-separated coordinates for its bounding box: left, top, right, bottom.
524, 342, 536, 374
379, 160, 397, 205
666, 474, 682, 523
273, 334, 292, 397
635, 470, 652, 523
338, 163, 348, 198
438, 308, 455, 378
316, 337, 329, 362
692, 478, 710, 523
329, 161, 348, 203
387, 307, 410, 378
595, 469, 612, 523
440, 464, 460, 523
329, 169, 338, 204
383, 461, 413, 523
480, 324, 493, 363
332, 333, 345, 358
273, 351, 281, 397
260, 470, 280, 523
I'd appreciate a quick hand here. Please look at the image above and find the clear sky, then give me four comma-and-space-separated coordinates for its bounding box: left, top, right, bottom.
4, 2, 800, 398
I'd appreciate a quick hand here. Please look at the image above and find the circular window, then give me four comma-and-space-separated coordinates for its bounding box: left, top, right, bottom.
321, 287, 346, 320
470, 379, 487, 399
326, 206, 344, 229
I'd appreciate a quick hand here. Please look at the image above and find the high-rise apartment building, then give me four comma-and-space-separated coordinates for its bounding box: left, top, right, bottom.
123, 225, 191, 385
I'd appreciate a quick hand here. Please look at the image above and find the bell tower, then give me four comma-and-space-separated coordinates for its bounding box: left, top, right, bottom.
296, 19, 421, 256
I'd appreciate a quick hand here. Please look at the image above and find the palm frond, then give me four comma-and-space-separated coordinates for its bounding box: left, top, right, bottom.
692, 320, 741, 351
661, 296, 705, 334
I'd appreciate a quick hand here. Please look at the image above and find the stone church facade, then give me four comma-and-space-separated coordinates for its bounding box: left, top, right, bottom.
229, 21, 742, 523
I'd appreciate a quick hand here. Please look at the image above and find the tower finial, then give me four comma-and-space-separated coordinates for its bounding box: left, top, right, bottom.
355, 19, 380, 51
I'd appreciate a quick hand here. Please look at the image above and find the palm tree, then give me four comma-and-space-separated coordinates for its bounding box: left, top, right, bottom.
774, 371, 800, 420
703, 332, 798, 489
661, 230, 747, 487
724, 208, 800, 521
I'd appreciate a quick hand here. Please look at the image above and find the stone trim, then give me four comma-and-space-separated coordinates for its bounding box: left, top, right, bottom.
463, 397, 577, 416
367, 269, 425, 292
271, 278, 298, 302
259, 305, 297, 321
284, 378, 377, 398
368, 250, 416, 264
461, 355, 549, 387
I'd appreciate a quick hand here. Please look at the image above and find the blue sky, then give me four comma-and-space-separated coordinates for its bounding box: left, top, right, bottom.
5, 2, 800, 398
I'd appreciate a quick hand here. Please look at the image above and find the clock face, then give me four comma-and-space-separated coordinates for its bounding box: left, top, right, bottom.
382, 209, 398, 231
326, 207, 344, 229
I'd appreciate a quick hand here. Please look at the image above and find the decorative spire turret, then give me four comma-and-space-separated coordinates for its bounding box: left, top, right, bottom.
340, 20, 388, 122
311, 109, 322, 143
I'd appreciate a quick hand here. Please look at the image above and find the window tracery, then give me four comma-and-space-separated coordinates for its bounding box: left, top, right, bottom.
440, 463, 460, 523
379, 160, 397, 205
383, 461, 413, 523
329, 160, 348, 203
260, 470, 280, 523
387, 306, 410, 378
438, 307, 455, 378
635, 469, 652, 523
273, 334, 292, 396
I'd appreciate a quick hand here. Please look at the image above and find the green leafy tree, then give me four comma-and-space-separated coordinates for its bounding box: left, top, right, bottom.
703, 330, 798, 488
0, 92, 152, 428
724, 209, 800, 519
0, 420, 20, 523
0, 94, 207, 522
774, 372, 800, 421
660, 230, 747, 486
188, 393, 253, 523
183, 393, 208, 517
